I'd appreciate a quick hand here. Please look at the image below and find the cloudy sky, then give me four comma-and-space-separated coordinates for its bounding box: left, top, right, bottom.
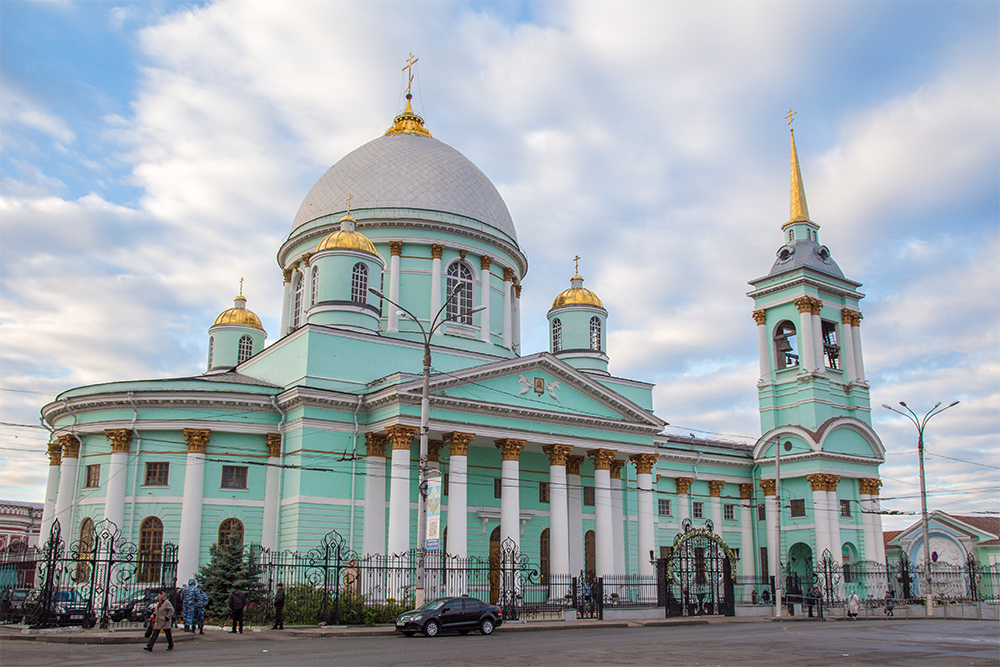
1, 1, 997, 529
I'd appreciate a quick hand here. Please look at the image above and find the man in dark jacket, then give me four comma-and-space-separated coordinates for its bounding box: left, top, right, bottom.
272, 583, 285, 630
228, 587, 247, 634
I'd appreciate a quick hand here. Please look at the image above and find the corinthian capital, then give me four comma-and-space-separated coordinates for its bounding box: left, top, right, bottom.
495, 438, 526, 461
183, 428, 210, 453
385, 425, 418, 451
443, 431, 475, 456
542, 444, 573, 466
629, 453, 658, 475
587, 448, 617, 471
105, 429, 133, 454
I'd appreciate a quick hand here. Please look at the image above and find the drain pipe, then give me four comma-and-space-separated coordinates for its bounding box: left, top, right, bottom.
127, 392, 141, 539
348, 394, 363, 552
269, 396, 286, 550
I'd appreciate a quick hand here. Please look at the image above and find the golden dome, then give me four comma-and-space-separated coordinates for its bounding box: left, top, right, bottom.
551, 275, 604, 309
317, 215, 378, 254
214, 295, 263, 328
384, 95, 432, 138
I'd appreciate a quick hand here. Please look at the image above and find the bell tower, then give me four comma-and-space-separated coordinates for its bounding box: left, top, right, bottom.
747, 114, 871, 433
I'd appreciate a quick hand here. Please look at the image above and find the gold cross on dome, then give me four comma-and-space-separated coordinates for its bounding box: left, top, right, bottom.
573, 255, 580, 274
346, 193, 352, 216
402, 53, 419, 96
785, 108, 796, 128
239, 277, 244, 296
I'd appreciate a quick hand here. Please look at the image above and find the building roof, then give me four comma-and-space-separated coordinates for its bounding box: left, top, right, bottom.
291, 132, 517, 243
883, 530, 903, 547
951, 515, 1000, 539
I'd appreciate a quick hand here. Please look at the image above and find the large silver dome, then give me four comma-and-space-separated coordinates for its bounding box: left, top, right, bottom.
291, 133, 517, 242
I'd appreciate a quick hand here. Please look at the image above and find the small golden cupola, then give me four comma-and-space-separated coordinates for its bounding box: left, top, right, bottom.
207, 285, 267, 374
316, 212, 378, 255
551, 274, 604, 309
547, 258, 610, 376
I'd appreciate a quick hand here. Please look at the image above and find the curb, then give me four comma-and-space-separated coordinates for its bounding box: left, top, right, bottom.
1, 631, 197, 644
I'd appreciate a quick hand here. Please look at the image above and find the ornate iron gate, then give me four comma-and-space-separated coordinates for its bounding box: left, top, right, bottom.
664, 519, 735, 617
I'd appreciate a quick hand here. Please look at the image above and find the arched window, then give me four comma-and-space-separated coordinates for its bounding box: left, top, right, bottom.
291, 273, 304, 328
137, 517, 164, 583
788, 229, 795, 242
311, 266, 319, 306
75, 518, 95, 582
207, 336, 214, 369
584, 530, 596, 578
446, 262, 474, 324
218, 518, 244, 549
539, 528, 550, 585
773, 320, 799, 370
237, 335, 253, 364
551, 319, 562, 352
589, 316, 602, 351
351, 263, 368, 303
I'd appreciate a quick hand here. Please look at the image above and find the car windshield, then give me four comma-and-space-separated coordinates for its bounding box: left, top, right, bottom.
416, 599, 448, 611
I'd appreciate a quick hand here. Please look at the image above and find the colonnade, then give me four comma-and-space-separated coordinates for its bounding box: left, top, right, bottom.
752, 304, 865, 380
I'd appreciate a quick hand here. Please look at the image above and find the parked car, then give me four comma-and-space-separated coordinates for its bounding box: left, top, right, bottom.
110, 589, 159, 623
395, 596, 502, 637
23, 589, 96, 628
0, 588, 32, 623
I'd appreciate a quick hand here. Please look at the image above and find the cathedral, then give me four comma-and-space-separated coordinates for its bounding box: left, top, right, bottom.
38, 84, 887, 597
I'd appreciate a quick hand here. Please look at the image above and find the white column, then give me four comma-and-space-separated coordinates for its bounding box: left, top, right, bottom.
177, 429, 209, 583
496, 439, 525, 551
809, 475, 831, 561
826, 479, 842, 564
361, 447, 386, 556
795, 298, 816, 372
739, 485, 755, 578
388, 242, 401, 332
446, 434, 472, 558
430, 244, 443, 326
513, 285, 521, 354
280, 269, 291, 335
261, 433, 282, 552
103, 429, 131, 532
763, 482, 778, 580
480, 258, 492, 343
544, 446, 571, 576
852, 316, 866, 382
839, 314, 857, 382
567, 457, 584, 575
871, 494, 886, 564
675, 478, 692, 527
386, 427, 415, 555
502, 268, 513, 350
632, 455, 657, 577
753, 311, 770, 380
591, 450, 616, 577
860, 491, 877, 562
812, 310, 825, 371
39, 442, 62, 543
611, 470, 625, 575
52, 435, 80, 538
709, 483, 723, 532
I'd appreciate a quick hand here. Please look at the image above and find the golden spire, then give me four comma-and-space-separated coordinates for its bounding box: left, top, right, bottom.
785, 108, 811, 227
385, 54, 432, 138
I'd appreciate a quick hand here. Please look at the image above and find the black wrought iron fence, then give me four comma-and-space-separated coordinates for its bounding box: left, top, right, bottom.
0, 519, 177, 629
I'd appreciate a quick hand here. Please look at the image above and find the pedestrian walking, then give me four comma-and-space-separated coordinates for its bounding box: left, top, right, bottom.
272, 583, 285, 630
144, 589, 175, 652
195, 585, 209, 634
181, 578, 199, 632
884, 589, 894, 616
806, 586, 816, 618
228, 587, 247, 634
847, 591, 860, 620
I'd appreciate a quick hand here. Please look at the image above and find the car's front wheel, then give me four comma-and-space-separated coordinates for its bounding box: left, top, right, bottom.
424, 620, 440, 637
479, 618, 494, 635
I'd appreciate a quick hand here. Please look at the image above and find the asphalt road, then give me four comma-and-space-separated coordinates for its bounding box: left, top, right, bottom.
3, 621, 998, 666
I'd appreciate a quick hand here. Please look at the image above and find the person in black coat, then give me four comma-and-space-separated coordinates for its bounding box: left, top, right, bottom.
272, 583, 285, 630
228, 588, 247, 634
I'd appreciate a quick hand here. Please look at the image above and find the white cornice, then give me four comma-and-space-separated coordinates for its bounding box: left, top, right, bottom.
747, 275, 865, 301
43, 391, 279, 426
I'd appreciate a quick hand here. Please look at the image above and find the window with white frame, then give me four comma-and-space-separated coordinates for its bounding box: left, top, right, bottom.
207, 336, 214, 369
291, 273, 304, 328
658, 498, 671, 517
311, 266, 319, 306
446, 262, 474, 324
351, 263, 368, 304
692, 501, 704, 519
589, 316, 601, 351
551, 318, 562, 352
840, 499, 852, 517
724, 504, 736, 521
237, 335, 253, 364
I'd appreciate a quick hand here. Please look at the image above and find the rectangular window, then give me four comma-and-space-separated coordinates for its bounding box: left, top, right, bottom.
583, 486, 595, 506
758, 504, 766, 521
443, 472, 449, 497
692, 501, 704, 519
822, 320, 841, 370
724, 504, 736, 521
494, 478, 502, 499
789, 499, 806, 518
840, 499, 852, 517
659, 545, 670, 559
658, 498, 671, 517
539, 481, 550, 503
84, 464, 100, 488
221, 466, 248, 489
144, 462, 169, 486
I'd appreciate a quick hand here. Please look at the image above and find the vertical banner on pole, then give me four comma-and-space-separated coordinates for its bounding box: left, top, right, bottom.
426, 473, 441, 551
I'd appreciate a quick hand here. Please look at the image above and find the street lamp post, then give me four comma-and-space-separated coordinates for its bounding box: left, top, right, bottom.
881, 400, 959, 618
371, 285, 485, 608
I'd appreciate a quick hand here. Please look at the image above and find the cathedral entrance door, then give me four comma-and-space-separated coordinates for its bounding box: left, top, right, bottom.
488, 526, 500, 604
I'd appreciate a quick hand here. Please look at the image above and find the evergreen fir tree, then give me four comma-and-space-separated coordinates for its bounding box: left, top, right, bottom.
197, 540, 257, 622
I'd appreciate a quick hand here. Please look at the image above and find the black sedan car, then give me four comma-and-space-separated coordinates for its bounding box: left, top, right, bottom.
395, 596, 502, 637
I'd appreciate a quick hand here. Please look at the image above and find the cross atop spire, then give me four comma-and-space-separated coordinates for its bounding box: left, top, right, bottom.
402, 53, 418, 97
573, 255, 581, 275
346, 193, 352, 216
239, 277, 244, 296
785, 108, 796, 128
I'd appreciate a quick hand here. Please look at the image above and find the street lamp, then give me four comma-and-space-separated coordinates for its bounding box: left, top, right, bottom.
881, 400, 959, 618
370, 284, 485, 608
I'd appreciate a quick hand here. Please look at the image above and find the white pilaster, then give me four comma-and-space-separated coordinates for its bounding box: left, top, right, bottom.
261, 434, 282, 552
105, 451, 128, 531
826, 487, 842, 563
567, 464, 584, 575
513, 285, 521, 354
840, 319, 857, 382
710, 496, 722, 532
852, 321, 866, 382
611, 474, 625, 575
480, 260, 492, 343
797, 304, 816, 372
178, 429, 209, 583
280, 271, 291, 335
52, 437, 80, 539
386, 428, 414, 555
860, 492, 876, 562
430, 245, 443, 326
756, 317, 770, 380
634, 458, 656, 577
812, 311, 824, 370
871, 494, 886, 564
361, 452, 386, 556
502, 269, 512, 349
810, 482, 831, 561
764, 489, 778, 579
675, 478, 692, 527
501, 459, 520, 548
448, 454, 468, 557
740, 495, 755, 578
388, 244, 401, 332
39, 445, 61, 543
